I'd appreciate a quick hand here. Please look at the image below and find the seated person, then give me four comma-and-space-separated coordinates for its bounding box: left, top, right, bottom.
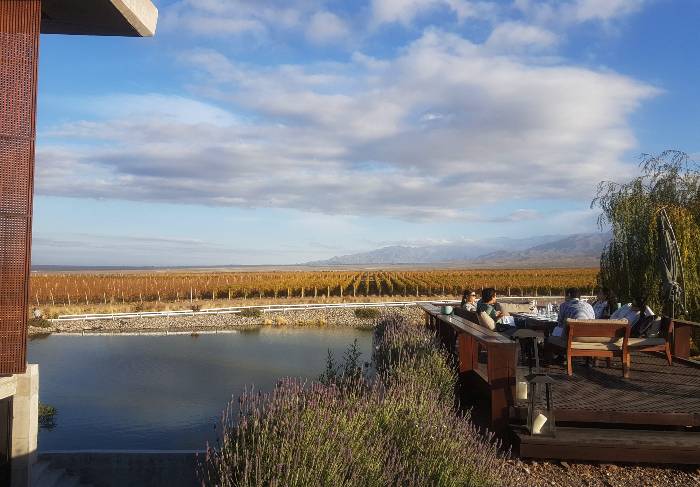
592, 286, 617, 319
476, 288, 514, 333
551, 287, 595, 337
460, 289, 477, 311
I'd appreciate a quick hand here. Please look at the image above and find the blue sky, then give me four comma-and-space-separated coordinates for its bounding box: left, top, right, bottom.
32, 0, 700, 266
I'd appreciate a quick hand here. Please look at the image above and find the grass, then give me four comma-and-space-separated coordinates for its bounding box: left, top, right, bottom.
28, 317, 53, 329
239, 308, 262, 318
354, 307, 381, 319
200, 313, 514, 486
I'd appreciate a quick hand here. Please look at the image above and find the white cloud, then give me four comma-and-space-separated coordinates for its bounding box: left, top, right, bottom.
371, 0, 494, 26
485, 21, 558, 52
514, 0, 647, 25
162, 0, 311, 37
36, 30, 658, 221
306, 11, 350, 44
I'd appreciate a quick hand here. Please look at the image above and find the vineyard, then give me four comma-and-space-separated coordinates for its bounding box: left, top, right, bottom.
29, 268, 598, 307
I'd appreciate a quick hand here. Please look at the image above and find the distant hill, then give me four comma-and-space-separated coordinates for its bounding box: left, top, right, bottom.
307, 233, 609, 268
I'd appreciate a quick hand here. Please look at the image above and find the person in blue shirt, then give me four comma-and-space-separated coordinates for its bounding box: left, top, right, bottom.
552, 287, 595, 337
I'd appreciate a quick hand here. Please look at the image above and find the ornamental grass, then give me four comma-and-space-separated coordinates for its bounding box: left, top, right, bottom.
201, 314, 514, 486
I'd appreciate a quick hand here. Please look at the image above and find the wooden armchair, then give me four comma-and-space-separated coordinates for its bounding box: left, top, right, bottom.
624, 316, 673, 365
547, 319, 630, 377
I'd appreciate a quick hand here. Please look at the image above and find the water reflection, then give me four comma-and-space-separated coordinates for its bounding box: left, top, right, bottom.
29, 328, 372, 451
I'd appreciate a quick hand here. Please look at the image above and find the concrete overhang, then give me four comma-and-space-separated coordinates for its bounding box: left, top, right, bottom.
41, 0, 158, 37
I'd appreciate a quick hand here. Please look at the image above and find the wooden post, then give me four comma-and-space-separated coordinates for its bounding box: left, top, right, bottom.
487, 342, 516, 436
457, 333, 475, 374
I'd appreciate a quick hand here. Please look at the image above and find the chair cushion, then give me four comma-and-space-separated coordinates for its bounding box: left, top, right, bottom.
570, 341, 620, 351
617, 337, 666, 347
477, 311, 496, 331
574, 337, 617, 344
547, 336, 621, 351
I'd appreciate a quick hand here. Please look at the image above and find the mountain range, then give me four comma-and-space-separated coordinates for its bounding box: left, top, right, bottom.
307, 233, 610, 268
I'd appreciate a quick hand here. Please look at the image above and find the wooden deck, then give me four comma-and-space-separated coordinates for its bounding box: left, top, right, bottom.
514, 426, 700, 464
516, 352, 700, 427
513, 353, 700, 464
419, 304, 700, 464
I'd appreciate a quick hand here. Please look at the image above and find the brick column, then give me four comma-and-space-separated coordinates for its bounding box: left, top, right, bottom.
0, 0, 41, 375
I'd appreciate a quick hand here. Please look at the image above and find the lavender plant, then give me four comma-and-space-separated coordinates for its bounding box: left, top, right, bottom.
201, 313, 515, 487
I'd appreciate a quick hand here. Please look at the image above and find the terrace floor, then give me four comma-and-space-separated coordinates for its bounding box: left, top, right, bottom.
521, 352, 700, 427
511, 352, 700, 464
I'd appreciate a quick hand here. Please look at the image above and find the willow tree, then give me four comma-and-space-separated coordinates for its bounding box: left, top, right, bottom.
592, 150, 700, 320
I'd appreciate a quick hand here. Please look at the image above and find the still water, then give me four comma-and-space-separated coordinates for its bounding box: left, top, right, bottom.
28, 328, 372, 451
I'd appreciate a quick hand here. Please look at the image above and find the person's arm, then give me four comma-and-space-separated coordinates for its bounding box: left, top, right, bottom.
557, 302, 567, 327
488, 304, 499, 323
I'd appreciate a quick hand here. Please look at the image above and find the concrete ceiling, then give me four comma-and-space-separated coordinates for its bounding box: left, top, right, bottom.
41, 0, 157, 37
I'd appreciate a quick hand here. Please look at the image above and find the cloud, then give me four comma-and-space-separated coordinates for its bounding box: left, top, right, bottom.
514, 0, 648, 25
485, 22, 558, 52
161, 0, 312, 37
306, 11, 350, 45
36, 29, 658, 221
370, 0, 495, 26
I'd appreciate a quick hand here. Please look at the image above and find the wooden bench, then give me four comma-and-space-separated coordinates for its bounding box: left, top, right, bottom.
420, 304, 516, 435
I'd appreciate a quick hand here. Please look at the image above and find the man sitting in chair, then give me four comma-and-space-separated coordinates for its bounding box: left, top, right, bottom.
551, 287, 595, 337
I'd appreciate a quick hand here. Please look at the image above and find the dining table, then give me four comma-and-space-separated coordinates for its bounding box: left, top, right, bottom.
512, 311, 559, 337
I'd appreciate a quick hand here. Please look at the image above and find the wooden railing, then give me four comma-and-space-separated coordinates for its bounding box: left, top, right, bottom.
419, 304, 516, 434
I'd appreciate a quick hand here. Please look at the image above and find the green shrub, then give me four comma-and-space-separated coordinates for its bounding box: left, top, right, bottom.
39, 403, 57, 430
28, 317, 52, 329
239, 308, 262, 318
354, 307, 381, 320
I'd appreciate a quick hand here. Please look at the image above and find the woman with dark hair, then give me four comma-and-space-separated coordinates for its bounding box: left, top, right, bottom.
592, 286, 617, 319
461, 289, 477, 311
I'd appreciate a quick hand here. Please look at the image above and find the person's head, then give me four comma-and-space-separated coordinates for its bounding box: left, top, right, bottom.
465, 290, 477, 303
481, 287, 497, 304
565, 287, 581, 300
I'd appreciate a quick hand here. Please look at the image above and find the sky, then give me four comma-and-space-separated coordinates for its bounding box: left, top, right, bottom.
31, 0, 700, 266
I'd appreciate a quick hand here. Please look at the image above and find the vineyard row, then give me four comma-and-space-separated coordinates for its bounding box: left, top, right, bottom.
29, 269, 599, 306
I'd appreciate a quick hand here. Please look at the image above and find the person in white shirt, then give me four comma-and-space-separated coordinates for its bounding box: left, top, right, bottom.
460, 290, 478, 312
592, 286, 616, 319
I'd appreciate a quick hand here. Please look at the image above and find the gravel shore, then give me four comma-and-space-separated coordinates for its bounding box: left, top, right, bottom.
30, 306, 424, 336
508, 459, 700, 486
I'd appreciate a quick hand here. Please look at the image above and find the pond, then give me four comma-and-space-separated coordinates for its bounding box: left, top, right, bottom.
28, 328, 373, 451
